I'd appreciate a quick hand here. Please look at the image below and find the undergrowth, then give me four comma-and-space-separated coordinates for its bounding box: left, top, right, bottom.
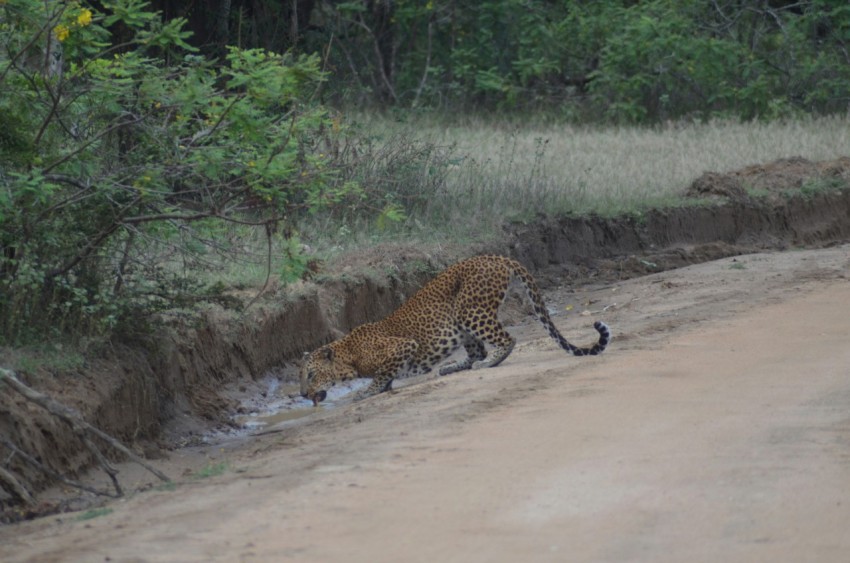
292, 114, 850, 262
129, 115, 850, 293
175, 114, 850, 293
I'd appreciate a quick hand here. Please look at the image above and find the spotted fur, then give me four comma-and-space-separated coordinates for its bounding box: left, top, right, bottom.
300, 255, 610, 404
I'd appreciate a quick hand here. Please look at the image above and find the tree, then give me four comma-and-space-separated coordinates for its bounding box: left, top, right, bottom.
0, 0, 355, 344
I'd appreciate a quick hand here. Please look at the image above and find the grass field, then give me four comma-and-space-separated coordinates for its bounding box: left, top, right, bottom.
308, 115, 850, 238
220, 115, 850, 286
6, 116, 849, 344
419, 115, 849, 213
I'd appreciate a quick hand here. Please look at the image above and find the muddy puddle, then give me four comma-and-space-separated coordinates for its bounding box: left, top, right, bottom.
228, 375, 371, 434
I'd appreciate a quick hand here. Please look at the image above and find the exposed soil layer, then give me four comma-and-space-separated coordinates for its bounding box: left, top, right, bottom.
1, 157, 849, 519
509, 156, 850, 283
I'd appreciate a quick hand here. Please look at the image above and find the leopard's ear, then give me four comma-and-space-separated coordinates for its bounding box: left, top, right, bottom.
322, 347, 334, 362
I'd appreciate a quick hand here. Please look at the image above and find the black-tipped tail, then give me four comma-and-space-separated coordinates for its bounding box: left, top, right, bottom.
569, 321, 610, 356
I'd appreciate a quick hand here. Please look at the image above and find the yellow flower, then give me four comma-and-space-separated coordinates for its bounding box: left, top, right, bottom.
54, 24, 70, 42
77, 9, 93, 27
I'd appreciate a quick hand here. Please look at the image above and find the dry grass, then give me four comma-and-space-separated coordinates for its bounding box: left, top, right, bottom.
228, 115, 850, 286
404, 115, 850, 220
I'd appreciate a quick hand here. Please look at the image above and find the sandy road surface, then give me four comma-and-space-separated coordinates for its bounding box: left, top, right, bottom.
2, 246, 849, 562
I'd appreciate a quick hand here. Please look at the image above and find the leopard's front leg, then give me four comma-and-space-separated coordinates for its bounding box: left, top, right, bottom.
351, 337, 419, 402
352, 373, 395, 401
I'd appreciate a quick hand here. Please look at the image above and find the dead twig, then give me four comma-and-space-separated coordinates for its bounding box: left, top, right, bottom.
0, 367, 170, 502
582, 296, 641, 316
0, 435, 119, 499
0, 462, 36, 506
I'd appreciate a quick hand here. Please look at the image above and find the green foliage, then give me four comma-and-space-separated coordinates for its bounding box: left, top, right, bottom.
798, 177, 847, 198
31, 1, 844, 121
586, 0, 850, 122
303, 0, 850, 120
279, 235, 310, 285
295, 127, 454, 240
76, 507, 114, 520
375, 204, 408, 232
3, 0, 848, 347
192, 461, 229, 479
0, 0, 361, 345
12, 344, 87, 374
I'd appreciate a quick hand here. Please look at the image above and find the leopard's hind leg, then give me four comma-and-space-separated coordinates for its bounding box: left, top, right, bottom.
454, 309, 516, 371
438, 334, 487, 376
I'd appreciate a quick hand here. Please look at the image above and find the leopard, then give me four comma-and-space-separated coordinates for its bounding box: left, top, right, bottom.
300, 255, 610, 405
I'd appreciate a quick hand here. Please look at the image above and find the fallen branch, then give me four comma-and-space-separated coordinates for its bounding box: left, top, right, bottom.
581, 296, 642, 316
0, 367, 170, 501
0, 436, 119, 499
0, 463, 36, 506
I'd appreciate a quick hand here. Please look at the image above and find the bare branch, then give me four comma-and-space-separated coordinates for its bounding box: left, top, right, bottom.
353, 13, 398, 102
243, 223, 275, 310
0, 462, 36, 506
1, 436, 119, 499
42, 114, 146, 175
0, 367, 171, 495
413, 18, 434, 107
45, 210, 127, 279
0, 5, 65, 84
122, 209, 282, 227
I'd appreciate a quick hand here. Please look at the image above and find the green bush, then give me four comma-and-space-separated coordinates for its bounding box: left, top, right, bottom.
311, 0, 850, 120
0, 0, 355, 344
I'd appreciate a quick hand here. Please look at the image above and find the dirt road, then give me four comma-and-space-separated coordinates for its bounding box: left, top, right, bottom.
2, 246, 849, 562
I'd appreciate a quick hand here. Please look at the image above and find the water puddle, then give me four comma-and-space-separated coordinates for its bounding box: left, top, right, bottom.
234, 405, 317, 429
230, 377, 371, 432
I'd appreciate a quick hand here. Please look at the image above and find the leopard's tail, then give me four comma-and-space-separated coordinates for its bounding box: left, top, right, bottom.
508, 258, 610, 356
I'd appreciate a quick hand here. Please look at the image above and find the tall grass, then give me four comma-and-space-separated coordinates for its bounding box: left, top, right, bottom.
435, 115, 849, 215
207, 115, 850, 287
302, 115, 850, 248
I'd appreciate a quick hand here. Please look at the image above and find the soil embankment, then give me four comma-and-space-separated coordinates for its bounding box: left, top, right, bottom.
3, 238, 849, 562
1, 157, 849, 518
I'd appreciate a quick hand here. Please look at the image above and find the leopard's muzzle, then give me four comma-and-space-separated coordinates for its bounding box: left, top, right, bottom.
302, 389, 327, 406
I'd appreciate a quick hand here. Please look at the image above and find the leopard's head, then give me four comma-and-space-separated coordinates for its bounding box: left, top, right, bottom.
299, 346, 353, 405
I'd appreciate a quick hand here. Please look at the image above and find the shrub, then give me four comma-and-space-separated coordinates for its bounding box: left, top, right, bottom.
0, 0, 354, 344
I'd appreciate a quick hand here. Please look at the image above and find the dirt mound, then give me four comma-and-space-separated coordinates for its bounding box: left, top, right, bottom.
686, 156, 850, 199
687, 172, 748, 199
2, 157, 850, 520
735, 156, 850, 191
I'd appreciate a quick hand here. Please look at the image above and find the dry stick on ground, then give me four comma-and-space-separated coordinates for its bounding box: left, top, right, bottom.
0, 463, 36, 506
0, 368, 170, 501
0, 436, 118, 500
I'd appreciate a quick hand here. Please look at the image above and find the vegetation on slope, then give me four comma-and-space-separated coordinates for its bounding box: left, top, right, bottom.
2, 0, 850, 347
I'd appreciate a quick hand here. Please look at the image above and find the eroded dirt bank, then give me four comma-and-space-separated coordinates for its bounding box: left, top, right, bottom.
509, 156, 850, 282
2, 243, 848, 562
1, 157, 849, 516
